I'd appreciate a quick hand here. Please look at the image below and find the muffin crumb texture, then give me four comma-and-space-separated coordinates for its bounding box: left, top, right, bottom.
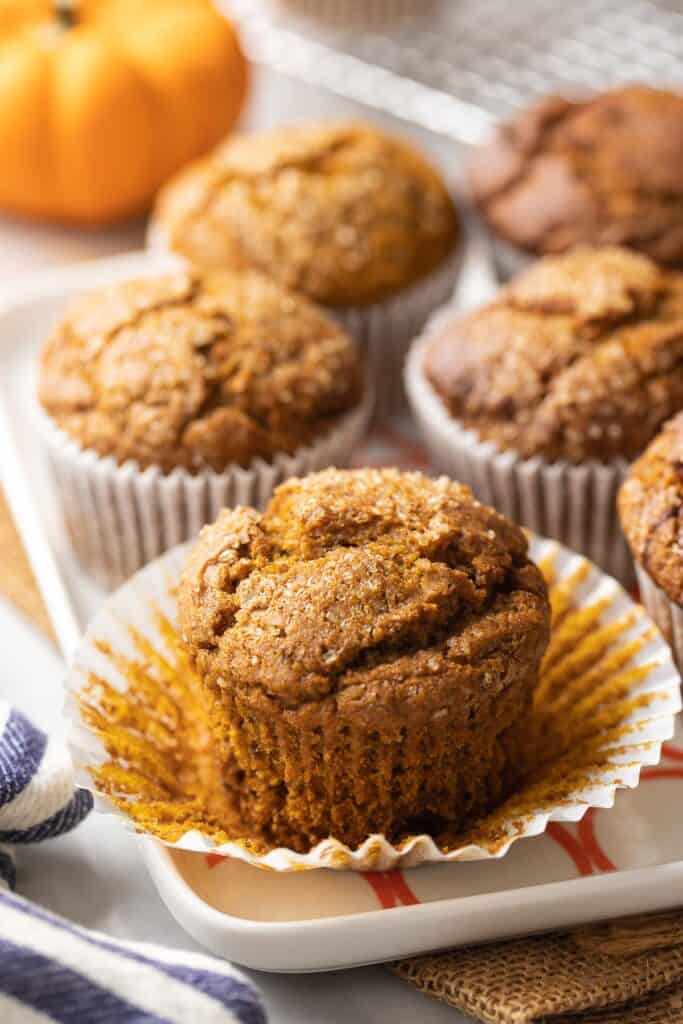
425, 245, 683, 462
177, 468, 550, 850
38, 269, 363, 472
470, 84, 683, 265
154, 121, 459, 306
619, 412, 683, 605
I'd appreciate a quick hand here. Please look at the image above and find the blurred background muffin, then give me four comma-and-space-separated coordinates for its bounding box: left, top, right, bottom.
619, 414, 683, 667
37, 267, 369, 586
469, 85, 683, 280
178, 467, 550, 852
406, 245, 683, 582
151, 120, 461, 419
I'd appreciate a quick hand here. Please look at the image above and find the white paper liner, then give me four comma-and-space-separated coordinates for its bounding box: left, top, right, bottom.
147, 220, 462, 423
405, 327, 634, 586
635, 562, 683, 671
64, 534, 681, 872
36, 392, 371, 590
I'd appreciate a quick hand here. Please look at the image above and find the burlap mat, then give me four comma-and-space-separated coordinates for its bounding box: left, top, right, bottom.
392, 910, 683, 1022
2, 490, 682, 1023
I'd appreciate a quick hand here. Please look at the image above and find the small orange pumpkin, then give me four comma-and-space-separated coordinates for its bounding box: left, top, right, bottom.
0, 0, 248, 225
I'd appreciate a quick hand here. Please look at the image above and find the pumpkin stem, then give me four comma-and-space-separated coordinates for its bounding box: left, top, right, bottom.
55, 1, 78, 29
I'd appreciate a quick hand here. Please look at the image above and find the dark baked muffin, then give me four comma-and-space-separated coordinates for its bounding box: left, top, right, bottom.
177, 467, 551, 851
619, 414, 683, 605
38, 268, 363, 473
424, 246, 683, 463
152, 121, 460, 308
470, 85, 683, 267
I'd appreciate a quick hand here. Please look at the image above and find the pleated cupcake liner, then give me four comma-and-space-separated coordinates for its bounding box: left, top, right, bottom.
147, 220, 462, 423
64, 534, 680, 871
219, 681, 530, 853
405, 329, 634, 586
634, 563, 683, 671
35, 392, 371, 590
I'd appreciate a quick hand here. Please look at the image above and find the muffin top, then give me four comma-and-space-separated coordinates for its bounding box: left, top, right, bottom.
469, 85, 683, 265
153, 121, 459, 307
619, 414, 683, 604
424, 246, 683, 463
38, 268, 363, 473
178, 468, 550, 724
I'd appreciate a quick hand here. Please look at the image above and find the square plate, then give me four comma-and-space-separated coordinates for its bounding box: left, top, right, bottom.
3, 253, 683, 972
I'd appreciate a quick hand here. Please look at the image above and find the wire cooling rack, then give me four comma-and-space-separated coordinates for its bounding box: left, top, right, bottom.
225, 0, 683, 143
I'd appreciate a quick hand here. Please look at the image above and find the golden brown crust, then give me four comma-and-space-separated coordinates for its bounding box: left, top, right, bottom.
178, 468, 550, 847
425, 246, 683, 462
38, 269, 363, 473
470, 85, 683, 265
619, 413, 683, 605
153, 121, 460, 307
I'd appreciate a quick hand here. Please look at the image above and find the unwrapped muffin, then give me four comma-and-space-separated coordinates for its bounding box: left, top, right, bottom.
37, 268, 369, 586
619, 414, 683, 665
151, 121, 461, 417
178, 467, 551, 851
406, 245, 683, 582
470, 85, 683, 278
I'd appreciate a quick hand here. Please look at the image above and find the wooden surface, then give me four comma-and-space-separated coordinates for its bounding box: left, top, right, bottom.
0, 488, 52, 637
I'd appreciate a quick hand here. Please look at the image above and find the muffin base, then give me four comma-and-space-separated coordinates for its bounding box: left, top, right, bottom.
405, 332, 633, 585
35, 393, 371, 589
211, 661, 535, 852
634, 563, 683, 670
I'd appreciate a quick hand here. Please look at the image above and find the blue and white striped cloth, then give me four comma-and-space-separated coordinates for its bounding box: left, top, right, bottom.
0, 703, 267, 1023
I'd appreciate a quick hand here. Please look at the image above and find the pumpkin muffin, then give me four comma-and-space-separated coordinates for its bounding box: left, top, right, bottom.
423, 245, 683, 464
406, 244, 683, 583
38, 267, 364, 473
619, 414, 683, 665
153, 121, 459, 307
36, 266, 368, 588
151, 120, 461, 418
470, 85, 683, 276
177, 467, 551, 851
619, 414, 683, 605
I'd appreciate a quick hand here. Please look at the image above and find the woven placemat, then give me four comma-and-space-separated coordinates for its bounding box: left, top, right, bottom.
392, 910, 683, 1022
2, 488, 682, 1023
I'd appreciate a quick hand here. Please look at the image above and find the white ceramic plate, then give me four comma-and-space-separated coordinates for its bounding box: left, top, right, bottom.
4, 254, 683, 972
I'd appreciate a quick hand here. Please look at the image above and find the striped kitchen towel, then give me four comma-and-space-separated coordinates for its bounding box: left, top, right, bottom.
0, 704, 92, 887
0, 890, 267, 1024
0, 701, 267, 1022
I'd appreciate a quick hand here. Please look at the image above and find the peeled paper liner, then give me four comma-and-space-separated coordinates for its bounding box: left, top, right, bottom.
405, 328, 633, 586
64, 533, 681, 872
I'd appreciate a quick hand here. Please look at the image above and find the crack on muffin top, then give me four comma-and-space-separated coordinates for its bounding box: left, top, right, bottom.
469, 85, 683, 265
38, 269, 363, 473
619, 412, 683, 605
425, 245, 683, 462
177, 468, 550, 709
153, 121, 460, 307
